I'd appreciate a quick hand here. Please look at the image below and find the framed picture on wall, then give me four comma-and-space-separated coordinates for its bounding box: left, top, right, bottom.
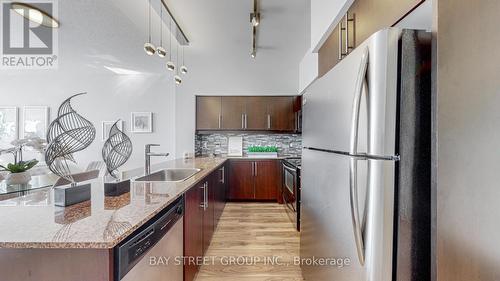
0, 107, 18, 148
22, 106, 50, 139
102, 120, 123, 141
131, 112, 153, 133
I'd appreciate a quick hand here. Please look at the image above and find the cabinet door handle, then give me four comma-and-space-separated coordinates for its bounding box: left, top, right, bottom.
255, 162, 258, 176
218, 114, 222, 129
338, 20, 343, 61
199, 184, 206, 209
241, 114, 245, 129
338, 12, 354, 60
295, 112, 298, 131
267, 114, 271, 129
344, 14, 349, 57
220, 167, 225, 183
205, 182, 208, 210
245, 114, 248, 129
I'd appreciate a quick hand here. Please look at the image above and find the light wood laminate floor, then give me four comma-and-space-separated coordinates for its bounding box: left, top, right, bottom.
195, 203, 304, 281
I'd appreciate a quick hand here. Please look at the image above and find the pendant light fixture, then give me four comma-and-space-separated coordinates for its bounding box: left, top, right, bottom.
156, 4, 166, 58
166, 18, 176, 71
250, 0, 259, 58
174, 42, 182, 85
11, 2, 59, 28
180, 46, 188, 74
144, 0, 156, 55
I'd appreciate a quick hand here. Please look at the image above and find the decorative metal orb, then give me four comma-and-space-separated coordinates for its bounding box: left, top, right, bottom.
157, 46, 167, 58
144, 42, 156, 56
174, 75, 182, 85
180, 65, 188, 74
166, 61, 175, 72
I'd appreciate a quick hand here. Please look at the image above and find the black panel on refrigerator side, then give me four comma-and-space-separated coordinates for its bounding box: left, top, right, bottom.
393, 29, 432, 281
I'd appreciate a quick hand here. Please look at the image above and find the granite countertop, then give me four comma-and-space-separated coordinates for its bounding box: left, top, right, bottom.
0, 157, 226, 249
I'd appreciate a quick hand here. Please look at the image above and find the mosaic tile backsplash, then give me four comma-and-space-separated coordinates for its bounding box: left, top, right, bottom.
195, 133, 302, 157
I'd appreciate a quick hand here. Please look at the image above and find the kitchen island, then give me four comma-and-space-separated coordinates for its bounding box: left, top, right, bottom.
0, 157, 226, 281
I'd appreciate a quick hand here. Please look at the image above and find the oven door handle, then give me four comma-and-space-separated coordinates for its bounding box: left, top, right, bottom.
283, 164, 297, 173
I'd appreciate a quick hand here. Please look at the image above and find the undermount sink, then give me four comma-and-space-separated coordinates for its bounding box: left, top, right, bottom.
134, 168, 201, 182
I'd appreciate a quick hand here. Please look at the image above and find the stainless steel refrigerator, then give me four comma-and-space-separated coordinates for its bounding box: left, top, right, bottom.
300, 28, 431, 281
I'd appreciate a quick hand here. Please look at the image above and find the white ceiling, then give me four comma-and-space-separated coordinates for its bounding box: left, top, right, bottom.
5, 0, 309, 91
110, 0, 310, 92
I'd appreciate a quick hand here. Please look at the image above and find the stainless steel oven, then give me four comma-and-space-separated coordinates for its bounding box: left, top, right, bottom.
282, 159, 300, 231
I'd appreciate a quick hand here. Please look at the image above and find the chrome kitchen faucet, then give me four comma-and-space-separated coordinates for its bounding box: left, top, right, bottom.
144, 144, 169, 175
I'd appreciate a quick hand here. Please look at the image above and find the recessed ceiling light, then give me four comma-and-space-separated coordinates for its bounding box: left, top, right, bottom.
11, 2, 59, 28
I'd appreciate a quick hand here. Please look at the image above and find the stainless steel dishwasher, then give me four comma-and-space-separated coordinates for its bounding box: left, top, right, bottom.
115, 196, 184, 281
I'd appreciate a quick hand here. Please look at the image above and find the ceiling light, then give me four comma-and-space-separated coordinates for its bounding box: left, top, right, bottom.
166, 18, 176, 71
174, 75, 182, 85
180, 46, 188, 74
157, 3, 167, 58
11, 2, 59, 28
249, 0, 259, 58
250, 13, 260, 27
144, 0, 156, 56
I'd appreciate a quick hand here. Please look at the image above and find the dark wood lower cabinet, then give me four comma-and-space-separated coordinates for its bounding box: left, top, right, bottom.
254, 161, 279, 200
184, 165, 227, 281
184, 182, 204, 281
184, 160, 280, 281
214, 164, 227, 224
228, 160, 255, 200
202, 177, 215, 255
228, 160, 280, 201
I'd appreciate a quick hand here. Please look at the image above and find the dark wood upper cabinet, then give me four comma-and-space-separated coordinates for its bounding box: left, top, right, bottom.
221, 96, 246, 130
254, 160, 279, 200
196, 96, 301, 133
268, 97, 295, 131
196, 96, 221, 130
318, 24, 341, 77
318, 0, 424, 76
245, 97, 268, 130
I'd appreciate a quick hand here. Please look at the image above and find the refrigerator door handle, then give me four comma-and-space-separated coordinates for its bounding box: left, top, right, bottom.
349, 158, 366, 266
348, 47, 369, 266
349, 47, 369, 156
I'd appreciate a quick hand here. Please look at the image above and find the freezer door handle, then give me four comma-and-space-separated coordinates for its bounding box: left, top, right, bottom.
348, 47, 369, 266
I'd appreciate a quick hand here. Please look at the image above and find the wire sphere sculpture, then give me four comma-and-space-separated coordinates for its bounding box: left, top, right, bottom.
102, 120, 133, 179
45, 93, 96, 182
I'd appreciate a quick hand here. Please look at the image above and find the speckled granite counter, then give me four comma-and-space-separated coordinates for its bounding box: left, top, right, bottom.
0, 157, 226, 249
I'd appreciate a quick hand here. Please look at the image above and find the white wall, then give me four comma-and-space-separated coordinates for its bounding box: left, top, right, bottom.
0, 73, 176, 170
0, 0, 176, 170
